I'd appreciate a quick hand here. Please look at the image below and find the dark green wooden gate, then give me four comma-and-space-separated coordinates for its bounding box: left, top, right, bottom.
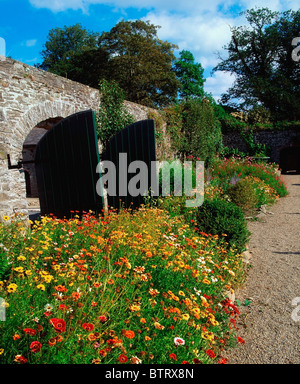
101, 119, 157, 210
35, 110, 104, 218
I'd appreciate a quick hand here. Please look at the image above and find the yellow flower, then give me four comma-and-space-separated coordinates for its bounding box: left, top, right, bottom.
14, 267, 24, 273
2, 216, 9, 221
182, 314, 190, 321
17, 255, 26, 261
178, 291, 185, 296
7, 283, 17, 293
0, 349, 4, 355
37, 284, 45, 291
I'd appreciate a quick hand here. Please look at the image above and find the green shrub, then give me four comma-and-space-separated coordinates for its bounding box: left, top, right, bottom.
195, 198, 250, 252
227, 179, 259, 213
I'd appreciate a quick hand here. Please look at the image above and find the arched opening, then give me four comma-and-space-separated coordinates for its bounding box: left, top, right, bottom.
279, 137, 300, 174
22, 116, 64, 218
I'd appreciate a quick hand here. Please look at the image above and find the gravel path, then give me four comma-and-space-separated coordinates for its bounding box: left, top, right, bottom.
224, 174, 300, 364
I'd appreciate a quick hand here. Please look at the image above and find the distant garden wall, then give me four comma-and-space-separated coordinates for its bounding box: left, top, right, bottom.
222, 129, 300, 165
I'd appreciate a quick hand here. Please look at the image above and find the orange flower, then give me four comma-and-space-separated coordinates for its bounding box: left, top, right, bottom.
54, 285, 67, 292
145, 336, 151, 341
140, 318, 147, 324
122, 330, 135, 339
13, 334, 20, 340
48, 338, 57, 346
88, 333, 97, 341
72, 292, 81, 300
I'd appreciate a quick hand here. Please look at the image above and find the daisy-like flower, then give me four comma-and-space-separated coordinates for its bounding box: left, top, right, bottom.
174, 337, 185, 346
44, 303, 53, 312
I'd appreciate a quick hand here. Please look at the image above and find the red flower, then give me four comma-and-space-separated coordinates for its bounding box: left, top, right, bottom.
30, 341, 42, 353
23, 328, 36, 336
206, 349, 216, 359
237, 336, 245, 344
98, 315, 108, 323
192, 358, 202, 364
218, 357, 227, 364
82, 322, 94, 332
169, 353, 177, 361
49, 318, 66, 333
59, 304, 67, 311
118, 354, 128, 363
14, 355, 28, 364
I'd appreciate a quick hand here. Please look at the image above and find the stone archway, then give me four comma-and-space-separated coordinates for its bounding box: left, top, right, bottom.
0, 101, 92, 222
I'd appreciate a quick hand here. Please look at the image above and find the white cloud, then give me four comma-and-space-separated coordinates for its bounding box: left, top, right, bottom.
26, 39, 37, 47
29, 0, 300, 13
204, 71, 237, 102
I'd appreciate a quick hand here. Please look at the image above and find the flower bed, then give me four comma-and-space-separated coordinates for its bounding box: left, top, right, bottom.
0, 208, 245, 364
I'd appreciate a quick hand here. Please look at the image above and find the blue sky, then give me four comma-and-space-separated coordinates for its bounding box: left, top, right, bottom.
0, 0, 299, 100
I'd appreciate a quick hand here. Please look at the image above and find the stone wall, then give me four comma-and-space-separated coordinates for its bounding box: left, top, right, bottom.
222, 129, 300, 165
0, 58, 171, 221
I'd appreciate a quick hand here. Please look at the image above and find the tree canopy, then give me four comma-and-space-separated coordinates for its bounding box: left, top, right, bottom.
174, 50, 205, 100
36, 24, 105, 80
213, 8, 300, 121
98, 20, 180, 108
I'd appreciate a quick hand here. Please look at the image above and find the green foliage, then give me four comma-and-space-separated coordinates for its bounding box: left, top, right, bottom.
240, 130, 270, 157
36, 24, 101, 79
213, 8, 300, 121
99, 20, 180, 108
195, 198, 250, 253
219, 147, 246, 159
97, 79, 135, 146
227, 179, 259, 213
174, 50, 205, 100
180, 99, 223, 165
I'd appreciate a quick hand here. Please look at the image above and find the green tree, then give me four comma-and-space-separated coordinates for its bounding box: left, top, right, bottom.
174, 50, 205, 100
213, 8, 300, 121
99, 20, 180, 108
36, 23, 107, 84
180, 98, 222, 164
97, 79, 135, 147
